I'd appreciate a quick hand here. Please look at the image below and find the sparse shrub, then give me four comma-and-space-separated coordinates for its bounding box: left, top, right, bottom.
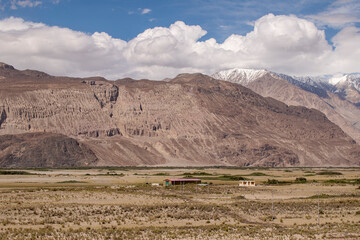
246, 172, 268, 176
308, 194, 330, 199
153, 173, 167, 176
324, 179, 348, 184
295, 177, 307, 182
265, 179, 293, 185
183, 172, 212, 176
57, 180, 87, 183
220, 175, 246, 181
267, 179, 279, 184
0, 170, 35, 175
232, 195, 245, 200
316, 171, 342, 176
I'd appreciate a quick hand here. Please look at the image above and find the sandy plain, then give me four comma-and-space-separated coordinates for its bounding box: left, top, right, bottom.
0, 167, 359, 239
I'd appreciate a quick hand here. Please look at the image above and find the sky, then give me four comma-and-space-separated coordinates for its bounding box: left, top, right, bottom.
0, 0, 359, 80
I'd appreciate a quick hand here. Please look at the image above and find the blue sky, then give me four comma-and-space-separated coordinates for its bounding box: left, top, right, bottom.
0, 0, 351, 42
0, 0, 359, 79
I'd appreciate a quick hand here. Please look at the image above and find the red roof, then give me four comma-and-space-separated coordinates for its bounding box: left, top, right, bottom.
165, 179, 201, 182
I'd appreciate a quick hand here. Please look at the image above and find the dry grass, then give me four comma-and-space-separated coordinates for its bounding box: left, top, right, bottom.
0, 167, 359, 239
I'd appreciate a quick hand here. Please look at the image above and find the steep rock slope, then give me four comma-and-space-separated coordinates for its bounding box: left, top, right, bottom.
1, 64, 359, 167
0, 133, 98, 168
213, 69, 360, 144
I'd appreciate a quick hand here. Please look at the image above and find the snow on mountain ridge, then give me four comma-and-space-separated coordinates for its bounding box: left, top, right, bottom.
211, 68, 268, 84
329, 74, 360, 92
212, 68, 360, 95
270, 73, 333, 98
292, 74, 359, 92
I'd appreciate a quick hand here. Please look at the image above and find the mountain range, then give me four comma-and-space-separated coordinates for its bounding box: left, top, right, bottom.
212, 69, 360, 144
0, 63, 359, 167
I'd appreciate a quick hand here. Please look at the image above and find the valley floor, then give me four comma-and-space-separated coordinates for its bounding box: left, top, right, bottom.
0, 167, 359, 239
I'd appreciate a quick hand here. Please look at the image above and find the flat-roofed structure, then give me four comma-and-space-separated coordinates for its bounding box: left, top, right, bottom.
164, 179, 201, 186
239, 180, 255, 187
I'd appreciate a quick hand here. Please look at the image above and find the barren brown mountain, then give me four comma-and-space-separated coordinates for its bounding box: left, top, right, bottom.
0, 133, 98, 168
0, 63, 359, 167
212, 69, 360, 144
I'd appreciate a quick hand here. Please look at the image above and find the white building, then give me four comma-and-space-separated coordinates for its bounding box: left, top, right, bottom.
239, 181, 255, 187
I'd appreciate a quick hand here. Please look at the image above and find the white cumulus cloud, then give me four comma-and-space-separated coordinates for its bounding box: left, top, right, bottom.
328, 26, 360, 73
141, 8, 151, 14
307, 0, 360, 28
0, 14, 359, 80
11, 0, 42, 9
219, 14, 332, 74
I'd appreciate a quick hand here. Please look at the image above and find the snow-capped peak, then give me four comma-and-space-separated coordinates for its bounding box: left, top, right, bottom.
329, 74, 360, 92
212, 68, 360, 96
329, 75, 348, 85
212, 68, 268, 84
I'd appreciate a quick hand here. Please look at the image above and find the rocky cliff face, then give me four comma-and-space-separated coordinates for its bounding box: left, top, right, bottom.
0, 64, 359, 167
0, 133, 98, 168
0, 106, 6, 128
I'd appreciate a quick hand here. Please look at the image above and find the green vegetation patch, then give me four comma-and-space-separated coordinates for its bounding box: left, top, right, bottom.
96, 172, 124, 176
189, 174, 248, 181
316, 171, 342, 175
153, 173, 168, 176
295, 177, 307, 182
308, 194, 332, 199
183, 172, 213, 176
265, 179, 293, 185
308, 193, 360, 199
245, 172, 268, 176
0, 170, 36, 175
57, 180, 87, 184
218, 175, 248, 181
324, 178, 360, 185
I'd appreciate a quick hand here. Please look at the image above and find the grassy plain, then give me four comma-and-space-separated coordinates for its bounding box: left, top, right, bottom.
0, 167, 359, 239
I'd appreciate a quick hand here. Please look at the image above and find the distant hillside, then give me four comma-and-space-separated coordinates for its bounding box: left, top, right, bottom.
213, 68, 360, 144
0, 63, 359, 167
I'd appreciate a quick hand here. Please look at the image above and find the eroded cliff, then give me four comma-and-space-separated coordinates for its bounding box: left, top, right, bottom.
0, 64, 359, 167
